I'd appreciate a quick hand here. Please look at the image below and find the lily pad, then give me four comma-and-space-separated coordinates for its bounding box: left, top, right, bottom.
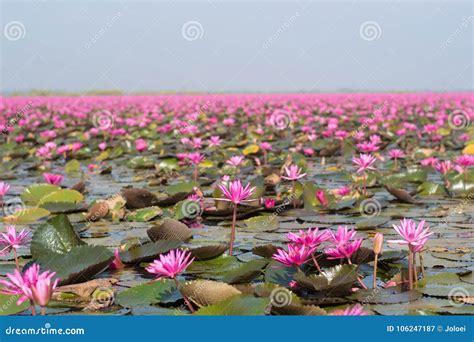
30, 214, 85, 258
195, 294, 269, 315
0, 294, 29, 316
223, 258, 270, 284
126, 206, 163, 222
2, 207, 50, 224
36, 245, 114, 285
116, 279, 179, 307
119, 240, 182, 264
21, 183, 60, 205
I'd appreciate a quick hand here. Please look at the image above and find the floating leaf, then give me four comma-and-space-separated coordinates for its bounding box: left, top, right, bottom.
38, 189, 84, 205
223, 258, 270, 284
244, 215, 278, 232
349, 286, 422, 304
195, 294, 269, 315
0, 294, 29, 315
165, 181, 199, 196
242, 144, 260, 155
36, 245, 113, 285
119, 240, 182, 264
2, 207, 50, 225
126, 206, 163, 222
21, 184, 60, 205
417, 182, 447, 196
116, 279, 179, 307
294, 264, 358, 295
30, 214, 85, 258
180, 280, 241, 307
264, 260, 297, 286
65, 159, 81, 173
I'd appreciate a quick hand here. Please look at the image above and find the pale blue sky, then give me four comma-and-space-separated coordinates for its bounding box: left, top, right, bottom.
1, 0, 473, 93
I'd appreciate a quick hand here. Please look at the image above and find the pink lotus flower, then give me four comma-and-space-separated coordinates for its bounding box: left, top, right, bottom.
324, 238, 362, 260
43, 173, 63, 185
332, 304, 368, 316
0, 182, 10, 197
187, 152, 205, 165
456, 155, 474, 168
282, 164, 306, 181
0, 264, 58, 306
286, 228, 330, 248
109, 248, 124, 271
420, 157, 438, 167
352, 154, 377, 174
98, 142, 107, 151
145, 249, 194, 279
329, 226, 357, 246
0, 226, 30, 254
387, 218, 433, 250
226, 155, 245, 167
336, 186, 351, 197
315, 190, 328, 206
217, 180, 256, 205
263, 198, 275, 209
260, 142, 272, 150
208, 136, 222, 147
272, 244, 314, 267
356, 141, 379, 153
31, 275, 58, 308
388, 149, 405, 159
435, 160, 453, 175
135, 138, 147, 152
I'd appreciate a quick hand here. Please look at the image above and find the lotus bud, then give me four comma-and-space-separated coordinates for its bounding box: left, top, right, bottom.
373, 233, 383, 255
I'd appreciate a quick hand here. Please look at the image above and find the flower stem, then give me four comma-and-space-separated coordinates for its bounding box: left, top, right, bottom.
419, 252, 425, 277
0, 199, 4, 216
229, 204, 237, 256
174, 278, 195, 313
413, 253, 418, 287
363, 172, 367, 196
292, 181, 296, 208
408, 249, 413, 290
347, 259, 368, 290
30, 300, 36, 316
13, 249, 20, 272
373, 253, 378, 289
40, 307, 46, 316
311, 254, 322, 273
263, 151, 267, 166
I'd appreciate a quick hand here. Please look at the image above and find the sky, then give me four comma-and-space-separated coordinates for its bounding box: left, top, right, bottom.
1, 0, 473, 93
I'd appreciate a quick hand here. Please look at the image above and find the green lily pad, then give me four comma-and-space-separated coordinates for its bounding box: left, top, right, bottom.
417, 182, 447, 196
30, 214, 85, 258
38, 189, 83, 205
243, 215, 278, 232
21, 184, 61, 205
195, 294, 270, 315
116, 279, 179, 307
165, 181, 199, 196
0, 294, 29, 316
349, 287, 422, 304
186, 255, 241, 280
294, 264, 358, 295
264, 260, 297, 286
2, 207, 50, 224
126, 206, 163, 222
223, 258, 270, 284
64, 159, 81, 173
119, 240, 182, 264
127, 156, 154, 169
36, 245, 113, 285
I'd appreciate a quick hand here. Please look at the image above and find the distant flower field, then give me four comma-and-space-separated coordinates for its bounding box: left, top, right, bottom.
0, 93, 472, 316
